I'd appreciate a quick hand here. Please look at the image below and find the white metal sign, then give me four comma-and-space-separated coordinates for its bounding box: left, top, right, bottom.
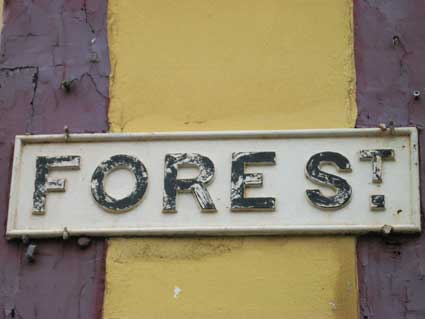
6, 128, 420, 238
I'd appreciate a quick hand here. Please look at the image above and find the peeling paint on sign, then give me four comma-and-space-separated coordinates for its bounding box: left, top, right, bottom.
6, 128, 420, 238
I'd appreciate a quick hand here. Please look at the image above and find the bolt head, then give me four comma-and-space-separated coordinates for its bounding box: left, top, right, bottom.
381, 224, 393, 235
413, 90, 421, 99
62, 227, 70, 240
77, 237, 91, 248
21, 235, 30, 245
25, 244, 37, 263
392, 35, 400, 47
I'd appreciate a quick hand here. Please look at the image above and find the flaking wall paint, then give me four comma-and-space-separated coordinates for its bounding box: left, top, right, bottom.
0, 0, 109, 317
105, 1, 359, 318
354, 1, 425, 318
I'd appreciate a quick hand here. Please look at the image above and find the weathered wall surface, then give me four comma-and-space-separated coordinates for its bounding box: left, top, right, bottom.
107, 0, 357, 133
105, 1, 358, 318
6, 0, 425, 317
355, 1, 425, 318
106, 237, 357, 319
0, 1, 108, 318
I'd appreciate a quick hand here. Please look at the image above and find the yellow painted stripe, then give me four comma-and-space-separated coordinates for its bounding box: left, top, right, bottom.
105, 1, 358, 318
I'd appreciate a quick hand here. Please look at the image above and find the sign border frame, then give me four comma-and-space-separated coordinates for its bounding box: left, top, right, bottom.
6, 127, 420, 238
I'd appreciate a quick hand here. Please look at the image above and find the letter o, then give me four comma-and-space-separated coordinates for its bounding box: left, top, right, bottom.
91, 154, 148, 213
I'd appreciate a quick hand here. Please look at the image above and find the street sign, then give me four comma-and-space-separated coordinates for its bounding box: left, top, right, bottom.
6, 128, 420, 238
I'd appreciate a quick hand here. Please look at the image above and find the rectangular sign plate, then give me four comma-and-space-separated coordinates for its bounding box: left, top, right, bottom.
6, 128, 420, 238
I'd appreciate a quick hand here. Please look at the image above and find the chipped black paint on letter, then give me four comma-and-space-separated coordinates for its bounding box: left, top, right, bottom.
162, 153, 216, 213
231, 152, 276, 211
360, 149, 395, 183
91, 155, 148, 213
32, 156, 80, 215
370, 194, 385, 210
305, 152, 352, 209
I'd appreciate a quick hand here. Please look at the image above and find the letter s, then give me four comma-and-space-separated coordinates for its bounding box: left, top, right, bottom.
305, 152, 352, 210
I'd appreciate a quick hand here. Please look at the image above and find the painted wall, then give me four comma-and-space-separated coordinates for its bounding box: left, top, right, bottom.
354, 1, 425, 318
0, 1, 108, 318
2, 1, 423, 318
105, 1, 358, 318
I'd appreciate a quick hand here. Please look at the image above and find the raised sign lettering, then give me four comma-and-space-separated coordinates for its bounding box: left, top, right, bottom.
6, 128, 420, 238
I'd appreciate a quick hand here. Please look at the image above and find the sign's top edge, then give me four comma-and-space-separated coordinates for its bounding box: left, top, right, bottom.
16, 127, 417, 143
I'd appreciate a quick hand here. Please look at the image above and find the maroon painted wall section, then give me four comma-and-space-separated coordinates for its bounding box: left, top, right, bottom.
0, 1, 108, 318
355, 1, 425, 318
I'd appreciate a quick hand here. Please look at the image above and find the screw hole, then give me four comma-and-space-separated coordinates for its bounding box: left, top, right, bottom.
392, 35, 400, 47
413, 90, 421, 100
